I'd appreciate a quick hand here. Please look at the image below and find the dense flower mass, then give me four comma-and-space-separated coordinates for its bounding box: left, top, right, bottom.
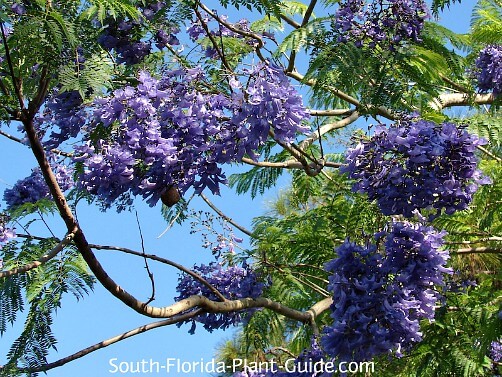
492, 341, 502, 363
37, 90, 87, 149
341, 119, 490, 218
97, 1, 178, 65
75, 65, 309, 208
321, 222, 450, 361
475, 45, 502, 95
332, 0, 429, 49
3, 164, 74, 209
175, 263, 265, 333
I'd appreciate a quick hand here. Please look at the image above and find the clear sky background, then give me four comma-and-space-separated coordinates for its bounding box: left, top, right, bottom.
0, 1, 478, 376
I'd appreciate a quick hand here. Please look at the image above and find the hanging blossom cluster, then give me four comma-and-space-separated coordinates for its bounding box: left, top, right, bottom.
3, 164, 74, 209
74, 64, 309, 208
492, 341, 502, 363
97, 0, 179, 65
174, 262, 266, 334
341, 119, 491, 219
475, 44, 502, 96
36, 90, 87, 149
321, 221, 451, 362
332, 0, 429, 49
0, 222, 15, 249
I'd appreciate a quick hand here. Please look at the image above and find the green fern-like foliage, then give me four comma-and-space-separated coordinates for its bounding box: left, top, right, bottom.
0, 238, 95, 376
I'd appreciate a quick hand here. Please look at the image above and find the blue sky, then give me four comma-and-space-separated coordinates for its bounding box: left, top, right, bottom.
0, 1, 478, 376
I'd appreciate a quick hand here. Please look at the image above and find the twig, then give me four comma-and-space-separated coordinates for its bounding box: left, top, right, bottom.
0, 22, 25, 111
477, 145, 502, 163
287, 71, 397, 120
157, 193, 195, 238
10, 310, 204, 374
299, 110, 360, 150
135, 211, 156, 305
200, 193, 253, 237
0, 231, 76, 278
91, 243, 228, 302
193, 6, 232, 73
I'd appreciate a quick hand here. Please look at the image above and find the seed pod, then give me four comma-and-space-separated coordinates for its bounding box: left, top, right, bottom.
161, 186, 181, 207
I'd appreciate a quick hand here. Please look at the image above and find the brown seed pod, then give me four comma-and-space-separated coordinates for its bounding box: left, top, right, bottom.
161, 186, 181, 207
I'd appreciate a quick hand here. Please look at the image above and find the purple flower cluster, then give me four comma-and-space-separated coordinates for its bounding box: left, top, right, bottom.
332, 0, 429, 49
492, 341, 502, 363
75, 65, 309, 208
341, 119, 491, 219
175, 263, 265, 333
321, 221, 451, 361
97, 1, 179, 65
0, 224, 15, 248
475, 45, 502, 96
3, 164, 74, 209
37, 90, 87, 149
10, 2, 26, 15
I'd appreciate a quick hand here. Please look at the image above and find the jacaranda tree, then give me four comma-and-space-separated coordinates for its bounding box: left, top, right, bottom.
0, 0, 500, 375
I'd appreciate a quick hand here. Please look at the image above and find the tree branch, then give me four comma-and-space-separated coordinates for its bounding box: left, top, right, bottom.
0, 22, 25, 112
430, 92, 496, 110
11, 310, 204, 374
309, 109, 354, 116
199, 193, 253, 237
299, 110, 360, 149
453, 247, 502, 254
241, 157, 342, 169
287, 71, 397, 120
0, 231, 76, 278
89, 243, 228, 302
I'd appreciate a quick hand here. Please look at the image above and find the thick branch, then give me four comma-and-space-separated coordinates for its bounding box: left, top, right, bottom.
309, 109, 354, 116
0, 231, 75, 278
147, 295, 333, 322
241, 157, 342, 169
430, 92, 496, 110
453, 247, 502, 255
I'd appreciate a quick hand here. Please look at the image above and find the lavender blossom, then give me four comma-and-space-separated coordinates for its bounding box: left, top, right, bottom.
321, 222, 450, 361
341, 119, 491, 219
175, 263, 265, 333
475, 45, 502, 95
332, 0, 429, 49
3, 164, 74, 209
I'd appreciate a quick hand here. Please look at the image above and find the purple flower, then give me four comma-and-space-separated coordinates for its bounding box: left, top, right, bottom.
0, 224, 16, 248
76, 66, 309, 209
475, 45, 502, 95
11, 3, 26, 15
321, 222, 450, 361
341, 119, 491, 218
175, 263, 266, 333
3, 164, 74, 209
491, 341, 502, 363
